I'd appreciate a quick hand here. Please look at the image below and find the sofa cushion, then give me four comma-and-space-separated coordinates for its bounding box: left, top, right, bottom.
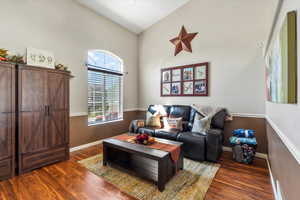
206, 129, 223, 162
155, 129, 180, 140
148, 105, 171, 116
169, 105, 191, 121
138, 127, 158, 136
211, 109, 227, 129
177, 132, 206, 161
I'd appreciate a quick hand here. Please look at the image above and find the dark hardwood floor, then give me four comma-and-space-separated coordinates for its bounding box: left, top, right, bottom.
0, 144, 274, 200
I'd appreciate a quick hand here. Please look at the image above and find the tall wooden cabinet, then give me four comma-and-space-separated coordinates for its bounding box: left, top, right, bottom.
0, 63, 15, 180
0, 62, 71, 180
18, 65, 71, 174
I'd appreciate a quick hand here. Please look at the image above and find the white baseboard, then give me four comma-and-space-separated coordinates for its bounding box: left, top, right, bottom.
138, 108, 265, 119
232, 113, 266, 119
267, 159, 278, 200
70, 112, 88, 117
267, 159, 284, 200
222, 146, 268, 160
70, 139, 103, 152
124, 108, 140, 112
70, 109, 141, 117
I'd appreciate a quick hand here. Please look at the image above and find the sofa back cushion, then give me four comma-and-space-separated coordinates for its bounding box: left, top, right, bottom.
211, 109, 227, 129
148, 105, 171, 116
189, 108, 227, 130
169, 105, 191, 121
147, 105, 226, 130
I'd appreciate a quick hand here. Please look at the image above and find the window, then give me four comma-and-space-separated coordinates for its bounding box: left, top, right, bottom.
87, 50, 123, 125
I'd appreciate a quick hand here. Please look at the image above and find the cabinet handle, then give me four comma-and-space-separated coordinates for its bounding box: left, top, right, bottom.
45, 105, 50, 116
48, 105, 51, 116
45, 105, 48, 116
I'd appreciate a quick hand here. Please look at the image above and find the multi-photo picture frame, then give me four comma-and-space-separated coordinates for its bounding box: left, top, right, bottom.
161, 62, 209, 96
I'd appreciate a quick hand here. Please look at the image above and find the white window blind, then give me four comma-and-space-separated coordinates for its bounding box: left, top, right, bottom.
87, 50, 123, 125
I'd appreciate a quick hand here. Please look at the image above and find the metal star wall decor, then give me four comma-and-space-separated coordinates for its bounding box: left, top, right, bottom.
170, 26, 198, 56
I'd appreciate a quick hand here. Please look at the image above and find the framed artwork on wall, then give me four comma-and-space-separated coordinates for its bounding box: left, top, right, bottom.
172, 69, 181, 81
183, 81, 193, 94
265, 11, 297, 104
195, 65, 206, 79
183, 67, 193, 80
162, 83, 171, 95
195, 80, 207, 95
162, 70, 171, 82
161, 62, 209, 97
171, 82, 181, 95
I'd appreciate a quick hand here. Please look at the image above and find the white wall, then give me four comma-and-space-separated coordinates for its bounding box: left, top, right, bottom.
138, 0, 277, 114
0, 0, 139, 114
266, 0, 300, 160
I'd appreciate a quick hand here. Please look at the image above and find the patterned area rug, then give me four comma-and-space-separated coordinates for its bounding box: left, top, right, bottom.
78, 154, 220, 200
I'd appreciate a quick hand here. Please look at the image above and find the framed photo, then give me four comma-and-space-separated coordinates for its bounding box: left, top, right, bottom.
183, 67, 193, 80
171, 82, 181, 95
162, 83, 171, 95
195, 65, 206, 80
161, 62, 208, 97
26, 48, 55, 68
195, 80, 207, 95
172, 69, 181, 82
162, 70, 171, 82
183, 81, 193, 95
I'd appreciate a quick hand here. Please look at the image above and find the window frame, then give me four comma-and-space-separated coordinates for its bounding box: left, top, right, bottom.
87, 50, 124, 126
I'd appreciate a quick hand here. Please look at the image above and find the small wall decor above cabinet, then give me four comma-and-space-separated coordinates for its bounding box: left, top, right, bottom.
161, 62, 209, 97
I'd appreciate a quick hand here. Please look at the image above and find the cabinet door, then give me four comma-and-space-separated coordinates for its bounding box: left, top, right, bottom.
0, 65, 14, 160
19, 68, 47, 154
46, 72, 68, 148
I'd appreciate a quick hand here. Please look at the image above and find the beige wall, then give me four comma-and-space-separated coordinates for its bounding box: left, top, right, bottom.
0, 0, 139, 114
138, 0, 277, 114
265, 0, 300, 199
265, 0, 300, 162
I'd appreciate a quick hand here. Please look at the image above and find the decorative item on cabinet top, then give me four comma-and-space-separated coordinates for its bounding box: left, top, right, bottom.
1, 47, 72, 74
55, 63, 69, 72
26, 47, 55, 68
0, 48, 25, 64
161, 62, 209, 97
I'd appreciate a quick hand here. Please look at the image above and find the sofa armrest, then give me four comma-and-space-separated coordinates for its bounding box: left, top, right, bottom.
206, 129, 223, 162
129, 120, 145, 133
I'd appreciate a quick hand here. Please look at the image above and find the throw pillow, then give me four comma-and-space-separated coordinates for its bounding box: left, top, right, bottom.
146, 112, 161, 127
192, 114, 210, 134
163, 117, 183, 131
136, 120, 145, 128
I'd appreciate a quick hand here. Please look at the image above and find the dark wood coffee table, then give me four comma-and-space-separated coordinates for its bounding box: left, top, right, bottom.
102, 136, 183, 191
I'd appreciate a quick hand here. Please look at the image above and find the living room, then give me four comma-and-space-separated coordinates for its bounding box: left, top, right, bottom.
0, 0, 299, 199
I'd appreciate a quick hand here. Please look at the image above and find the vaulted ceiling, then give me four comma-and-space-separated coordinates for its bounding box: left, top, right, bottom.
75, 0, 191, 34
